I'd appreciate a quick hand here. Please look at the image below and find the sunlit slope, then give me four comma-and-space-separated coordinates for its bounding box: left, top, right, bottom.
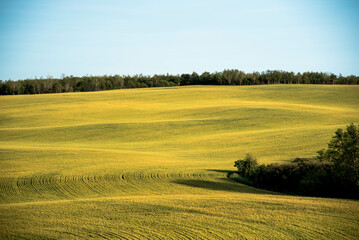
1, 85, 359, 239
1, 85, 358, 173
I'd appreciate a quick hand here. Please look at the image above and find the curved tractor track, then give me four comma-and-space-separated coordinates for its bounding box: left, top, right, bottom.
0, 170, 219, 204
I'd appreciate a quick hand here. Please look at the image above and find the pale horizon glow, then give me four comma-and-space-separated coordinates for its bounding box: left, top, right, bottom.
0, 0, 358, 80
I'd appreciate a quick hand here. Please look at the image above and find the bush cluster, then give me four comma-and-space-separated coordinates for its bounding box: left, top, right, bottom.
233, 124, 359, 198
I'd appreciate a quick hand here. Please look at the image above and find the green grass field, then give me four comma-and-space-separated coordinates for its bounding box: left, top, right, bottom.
1, 85, 359, 239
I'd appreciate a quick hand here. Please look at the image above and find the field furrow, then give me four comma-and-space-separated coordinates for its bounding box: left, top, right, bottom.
0, 170, 232, 204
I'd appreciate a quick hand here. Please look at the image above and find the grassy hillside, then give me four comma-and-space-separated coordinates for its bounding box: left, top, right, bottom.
1, 85, 359, 239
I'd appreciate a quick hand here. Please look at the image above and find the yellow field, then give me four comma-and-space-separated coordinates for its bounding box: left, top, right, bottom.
1, 85, 359, 239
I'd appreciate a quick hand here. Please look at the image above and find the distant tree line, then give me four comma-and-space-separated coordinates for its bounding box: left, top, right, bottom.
1, 70, 359, 95
232, 124, 359, 199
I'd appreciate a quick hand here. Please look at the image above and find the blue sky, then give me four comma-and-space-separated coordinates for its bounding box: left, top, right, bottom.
0, 0, 358, 80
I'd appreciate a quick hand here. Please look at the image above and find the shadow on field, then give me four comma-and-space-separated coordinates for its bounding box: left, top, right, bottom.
206, 169, 237, 175
172, 177, 280, 195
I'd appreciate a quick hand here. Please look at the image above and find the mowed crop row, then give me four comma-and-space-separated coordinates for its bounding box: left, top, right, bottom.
0, 169, 227, 203
1, 85, 359, 239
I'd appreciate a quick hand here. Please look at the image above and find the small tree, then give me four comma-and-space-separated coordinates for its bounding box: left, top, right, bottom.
234, 153, 258, 178
316, 123, 359, 186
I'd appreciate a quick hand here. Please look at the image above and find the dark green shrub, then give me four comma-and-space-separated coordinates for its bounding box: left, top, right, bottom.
234, 154, 258, 178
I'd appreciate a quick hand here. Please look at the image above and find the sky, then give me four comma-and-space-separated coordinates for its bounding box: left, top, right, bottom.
0, 0, 358, 80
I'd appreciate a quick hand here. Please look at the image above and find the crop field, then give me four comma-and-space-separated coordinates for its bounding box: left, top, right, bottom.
1, 85, 359, 239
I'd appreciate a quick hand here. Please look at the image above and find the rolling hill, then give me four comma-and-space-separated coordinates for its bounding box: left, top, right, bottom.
1, 85, 359, 239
